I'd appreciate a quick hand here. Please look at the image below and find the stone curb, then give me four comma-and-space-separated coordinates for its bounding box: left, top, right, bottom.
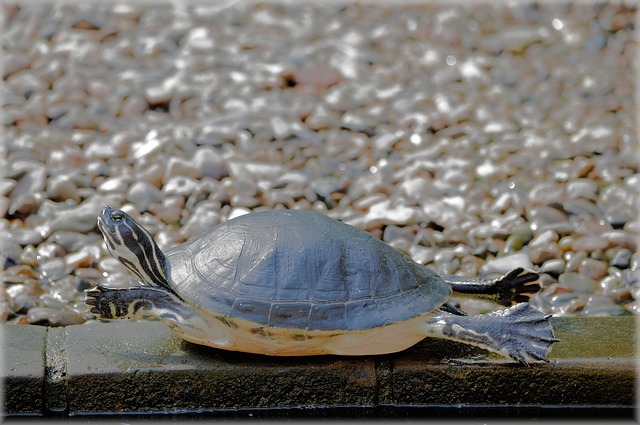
1, 317, 637, 417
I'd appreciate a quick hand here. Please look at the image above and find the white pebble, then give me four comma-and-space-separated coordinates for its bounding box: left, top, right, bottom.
480, 253, 534, 275
127, 181, 163, 211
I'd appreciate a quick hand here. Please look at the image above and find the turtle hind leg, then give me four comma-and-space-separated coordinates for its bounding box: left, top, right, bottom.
424, 303, 559, 365
443, 267, 541, 306
85, 285, 193, 322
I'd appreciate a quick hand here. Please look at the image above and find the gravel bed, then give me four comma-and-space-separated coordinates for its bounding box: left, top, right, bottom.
1, 0, 638, 326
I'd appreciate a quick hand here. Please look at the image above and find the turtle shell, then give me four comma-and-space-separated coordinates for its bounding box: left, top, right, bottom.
166, 210, 451, 331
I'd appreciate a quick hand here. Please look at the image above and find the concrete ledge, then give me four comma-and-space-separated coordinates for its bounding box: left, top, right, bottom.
2, 317, 637, 418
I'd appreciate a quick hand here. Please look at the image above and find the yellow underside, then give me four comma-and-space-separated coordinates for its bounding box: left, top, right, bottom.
163, 309, 430, 356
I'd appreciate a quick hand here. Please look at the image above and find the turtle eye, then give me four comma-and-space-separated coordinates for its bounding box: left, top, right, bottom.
111, 212, 123, 222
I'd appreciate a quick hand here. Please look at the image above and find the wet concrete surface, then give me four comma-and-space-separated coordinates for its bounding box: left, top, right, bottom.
1, 317, 637, 417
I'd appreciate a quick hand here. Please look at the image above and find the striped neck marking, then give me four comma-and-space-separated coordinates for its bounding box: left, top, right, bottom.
98, 206, 170, 290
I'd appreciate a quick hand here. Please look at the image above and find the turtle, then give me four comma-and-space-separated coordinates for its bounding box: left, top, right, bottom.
86, 206, 558, 365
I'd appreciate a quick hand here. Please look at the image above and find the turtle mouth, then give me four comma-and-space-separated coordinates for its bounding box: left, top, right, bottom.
97, 205, 123, 237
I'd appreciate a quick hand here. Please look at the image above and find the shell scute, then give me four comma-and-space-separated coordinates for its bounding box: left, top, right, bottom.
269, 303, 311, 328
231, 298, 272, 324
309, 303, 348, 330
345, 300, 377, 330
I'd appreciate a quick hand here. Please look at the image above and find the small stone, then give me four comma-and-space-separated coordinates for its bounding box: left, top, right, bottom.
283, 64, 342, 88
6, 228, 43, 245
230, 179, 261, 208
526, 205, 568, 225
624, 301, 640, 316
127, 181, 163, 212
120, 94, 148, 117
47, 231, 99, 253
36, 243, 65, 262
27, 306, 85, 326
74, 267, 103, 281
269, 115, 293, 140
598, 185, 635, 227
162, 176, 199, 196
144, 85, 172, 105
558, 272, 599, 294
577, 258, 608, 280
609, 248, 632, 269
382, 225, 415, 244
85, 135, 128, 159
529, 230, 559, 248
571, 236, 608, 252
408, 245, 436, 265
601, 230, 637, 251
149, 196, 185, 224
530, 242, 562, 265
0, 180, 16, 197
618, 269, 638, 288
562, 199, 603, 221
564, 250, 588, 272
47, 276, 79, 303
566, 179, 598, 200
582, 295, 626, 316
6, 282, 41, 314
39, 258, 70, 282
549, 292, 579, 307
0, 235, 23, 269
433, 248, 457, 265
19, 245, 38, 267
65, 247, 99, 269
137, 164, 164, 188
362, 200, 417, 228
194, 147, 228, 181
548, 294, 586, 316
558, 236, 575, 252
8, 193, 40, 216
0, 197, 9, 217
38, 294, 66, 309
164, 156, 202, 182
304, 105, 339, 131
179, 208, 221, 240
98, 176, 131, 193
2, 53, 33, 79
502, 227, 533, 254
599, 275, 622, 296
47, 175, 80, 203
9, 165, 45, 196
539, 259, 565, 276
480, 253, 533, 275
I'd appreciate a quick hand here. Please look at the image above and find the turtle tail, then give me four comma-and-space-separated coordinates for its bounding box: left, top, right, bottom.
424, 303, 559, 365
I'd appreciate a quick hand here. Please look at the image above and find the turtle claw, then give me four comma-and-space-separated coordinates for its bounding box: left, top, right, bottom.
495, 268, 541, 305
84, 285, 125, 320
509, 346, 551, 366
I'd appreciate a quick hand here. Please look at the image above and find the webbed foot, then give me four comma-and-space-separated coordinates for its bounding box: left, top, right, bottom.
425, 302, 559, 366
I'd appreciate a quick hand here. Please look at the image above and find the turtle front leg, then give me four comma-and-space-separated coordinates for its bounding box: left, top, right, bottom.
86, 285, 227, 348
85, 285, 195, 322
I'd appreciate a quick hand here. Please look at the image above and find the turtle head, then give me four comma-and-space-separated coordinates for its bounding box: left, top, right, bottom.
98, 206, 169, 289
